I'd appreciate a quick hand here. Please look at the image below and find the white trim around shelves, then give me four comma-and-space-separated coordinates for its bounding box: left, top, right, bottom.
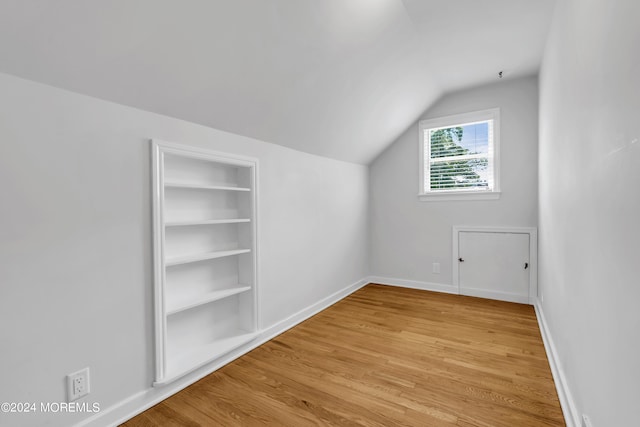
166, 286, 252, 316
165, 218, 251, 227
151, 141, 167, 383
153, 139, 259, 167
164, 182, 251, 192
165, 249, 251, 267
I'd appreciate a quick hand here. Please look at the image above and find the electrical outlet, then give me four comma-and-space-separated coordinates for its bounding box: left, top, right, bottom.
582, 414, 593, 427
67, 367, 90, 401
432, 262, 440, 274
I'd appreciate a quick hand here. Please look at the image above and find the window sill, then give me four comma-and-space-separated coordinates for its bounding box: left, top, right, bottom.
418, 191, 501, 202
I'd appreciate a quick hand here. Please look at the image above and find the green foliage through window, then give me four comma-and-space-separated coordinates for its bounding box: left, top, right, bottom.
428, 124, 490, 190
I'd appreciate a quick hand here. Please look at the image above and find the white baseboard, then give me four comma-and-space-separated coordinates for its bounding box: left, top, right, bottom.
368, 276, 533, 306
367, 276, 458, 294
534, 298, 580, 427
459, 287, 530, 304
76, 277, 369, 427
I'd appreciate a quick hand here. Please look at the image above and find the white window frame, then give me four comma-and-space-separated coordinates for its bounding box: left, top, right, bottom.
418, 108, 501, 201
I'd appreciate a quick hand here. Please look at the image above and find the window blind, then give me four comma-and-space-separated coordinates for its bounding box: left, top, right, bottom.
425, 120, 494, 192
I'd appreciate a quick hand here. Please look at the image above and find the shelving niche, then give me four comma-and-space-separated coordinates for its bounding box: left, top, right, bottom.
152, 140, 258, 386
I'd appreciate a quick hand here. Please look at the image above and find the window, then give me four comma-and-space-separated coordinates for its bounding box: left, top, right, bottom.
419, 108, 500, 201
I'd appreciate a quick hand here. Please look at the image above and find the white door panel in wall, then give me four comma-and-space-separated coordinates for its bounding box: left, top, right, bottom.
458, 231, 530, 303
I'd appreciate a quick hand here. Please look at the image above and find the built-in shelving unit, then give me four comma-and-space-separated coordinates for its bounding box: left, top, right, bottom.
164, 182, 251, 192
165, 218, 250, 227
152, 140, 258, 386
165, 248, 252, 267
166, 286, 252, 316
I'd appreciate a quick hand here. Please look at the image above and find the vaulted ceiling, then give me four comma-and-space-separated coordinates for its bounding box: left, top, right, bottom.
0, 0, 556, 164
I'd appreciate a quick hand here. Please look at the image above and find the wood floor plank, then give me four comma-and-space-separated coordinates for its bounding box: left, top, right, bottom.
122, 284, 564, 426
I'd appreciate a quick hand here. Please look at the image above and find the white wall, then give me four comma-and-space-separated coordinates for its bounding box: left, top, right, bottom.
370, 76, 538, 287
538, 0, 640, 425
0, 72, 368, 426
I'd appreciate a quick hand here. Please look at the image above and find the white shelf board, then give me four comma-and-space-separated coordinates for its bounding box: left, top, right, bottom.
165, 182, 251, 192
155, 331, 259, 386
166, 249, 251, 267
165, 218, 250, 227
166, 286, 252, 316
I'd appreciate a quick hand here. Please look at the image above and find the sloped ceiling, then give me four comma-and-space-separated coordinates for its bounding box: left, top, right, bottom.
0, 0, 556, 164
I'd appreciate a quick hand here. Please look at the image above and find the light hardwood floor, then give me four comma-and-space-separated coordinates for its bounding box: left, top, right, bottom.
123, 284, 564, 426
